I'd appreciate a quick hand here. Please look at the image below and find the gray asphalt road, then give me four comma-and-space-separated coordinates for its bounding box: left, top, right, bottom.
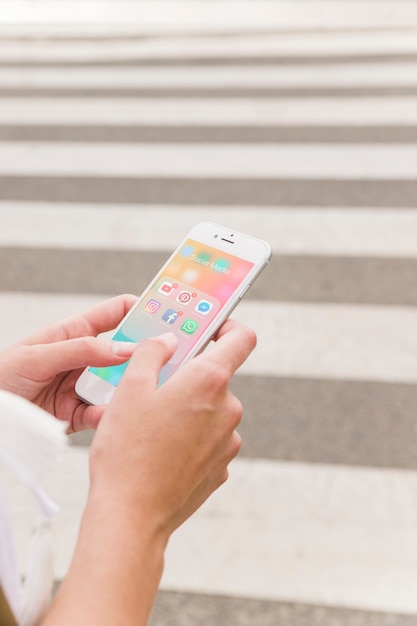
1, 3, 417, 624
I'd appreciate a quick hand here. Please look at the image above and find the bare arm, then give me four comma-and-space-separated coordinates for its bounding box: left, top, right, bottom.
42, 320, 256, 626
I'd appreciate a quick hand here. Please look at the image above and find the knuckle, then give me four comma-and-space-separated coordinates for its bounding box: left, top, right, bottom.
225, 431, 242, 463
232, 431, 242, 456
120, 293, 138, 309
242, 325, 257, 351
79, 336, 96, 354
216, 469, 229, 488
228, 320, 257, 348
202, 360, 230, 392
228, 394, 244, 427
233, 322, 257, 351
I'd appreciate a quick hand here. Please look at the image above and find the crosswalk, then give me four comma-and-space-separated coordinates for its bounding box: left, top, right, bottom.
1, 2, 417, 625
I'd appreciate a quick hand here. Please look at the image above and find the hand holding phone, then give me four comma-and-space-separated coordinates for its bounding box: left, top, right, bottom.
75, 222, 271, 406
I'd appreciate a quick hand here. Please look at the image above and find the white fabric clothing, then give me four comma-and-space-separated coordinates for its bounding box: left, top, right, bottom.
0, 391, 67, 626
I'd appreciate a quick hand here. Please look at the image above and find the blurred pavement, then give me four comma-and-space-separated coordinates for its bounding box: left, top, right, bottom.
0, 2, 417, 625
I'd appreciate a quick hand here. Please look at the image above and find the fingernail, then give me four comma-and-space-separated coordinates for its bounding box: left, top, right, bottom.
157, 332, 178, 351
111, 340, 136, 356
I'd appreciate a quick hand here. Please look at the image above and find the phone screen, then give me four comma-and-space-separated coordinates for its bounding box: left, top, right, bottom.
89, 238, 255, 386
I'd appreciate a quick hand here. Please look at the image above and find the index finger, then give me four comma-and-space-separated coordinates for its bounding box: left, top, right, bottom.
204, 319, 257, 376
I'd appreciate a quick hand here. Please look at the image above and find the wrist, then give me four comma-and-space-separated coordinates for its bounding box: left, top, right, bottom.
88, 444, 177, 545
47, 486, 169, 626
86, 481, 172, 551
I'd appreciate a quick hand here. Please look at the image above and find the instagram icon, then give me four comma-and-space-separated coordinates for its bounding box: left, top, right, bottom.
144, 299, 161, 314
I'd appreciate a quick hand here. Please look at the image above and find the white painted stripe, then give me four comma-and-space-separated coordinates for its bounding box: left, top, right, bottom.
3, 450, 417, 613
0, 98, 415, 126
0, 143, 417, 179
1, 203, 417, 259
235, 301, 417, 383
0, 294, 107, 349
1, 2, 417, 31
0, 293, 416, 384
1, 31, 417, 61
1, 63, 417, 88
2, 24, 417, 40
163, 457, 417, 613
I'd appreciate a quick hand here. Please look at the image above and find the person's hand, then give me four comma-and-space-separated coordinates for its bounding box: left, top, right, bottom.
42, 319, 255, 626
0, 294, 137, 432
89, 319, 257, 539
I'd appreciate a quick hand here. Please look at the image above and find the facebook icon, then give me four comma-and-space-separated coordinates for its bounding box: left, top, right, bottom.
162, 308, 179, 325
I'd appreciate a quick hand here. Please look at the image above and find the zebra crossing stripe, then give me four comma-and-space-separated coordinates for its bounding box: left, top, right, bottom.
1, 3, 417, 622
0, 203, 416, 258
0, 97, 416, 124
4, 447, 417, 614
1, 143, 417, 178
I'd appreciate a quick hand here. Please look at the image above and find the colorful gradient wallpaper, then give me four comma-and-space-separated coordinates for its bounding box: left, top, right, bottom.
90, 238, 254, 386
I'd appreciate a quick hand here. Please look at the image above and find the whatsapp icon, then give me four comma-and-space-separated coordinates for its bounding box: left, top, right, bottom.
180, 319, 199, 335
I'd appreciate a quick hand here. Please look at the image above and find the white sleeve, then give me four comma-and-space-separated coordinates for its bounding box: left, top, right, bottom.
0, 391, 67, 626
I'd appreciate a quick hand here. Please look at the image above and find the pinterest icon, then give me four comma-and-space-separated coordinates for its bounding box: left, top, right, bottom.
176, 290, 196, 305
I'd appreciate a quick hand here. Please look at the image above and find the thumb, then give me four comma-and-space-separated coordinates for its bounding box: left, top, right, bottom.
26, 336, 137, 381
117, 332, 178, 394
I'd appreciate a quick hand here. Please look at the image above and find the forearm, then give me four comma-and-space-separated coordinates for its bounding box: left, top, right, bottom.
40, 321, 254, 624
42, 491, 168, 626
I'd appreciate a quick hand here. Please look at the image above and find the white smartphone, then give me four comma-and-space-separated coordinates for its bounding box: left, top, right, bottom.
75, 222, 272, 405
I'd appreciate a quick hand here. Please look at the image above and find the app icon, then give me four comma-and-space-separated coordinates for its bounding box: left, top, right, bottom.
158, 281, 176, 296
176, 290, 193, 305
162, 308, 179, 325
144, 299, 161, 314
180, 319, 199, 335
180, 245, 194, 258
195, 299, 213, 315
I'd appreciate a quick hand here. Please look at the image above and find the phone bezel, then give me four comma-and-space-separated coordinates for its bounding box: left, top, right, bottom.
75, 222, 271, 405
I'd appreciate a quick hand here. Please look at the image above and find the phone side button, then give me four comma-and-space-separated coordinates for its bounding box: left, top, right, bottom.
238, 284, 251, 300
